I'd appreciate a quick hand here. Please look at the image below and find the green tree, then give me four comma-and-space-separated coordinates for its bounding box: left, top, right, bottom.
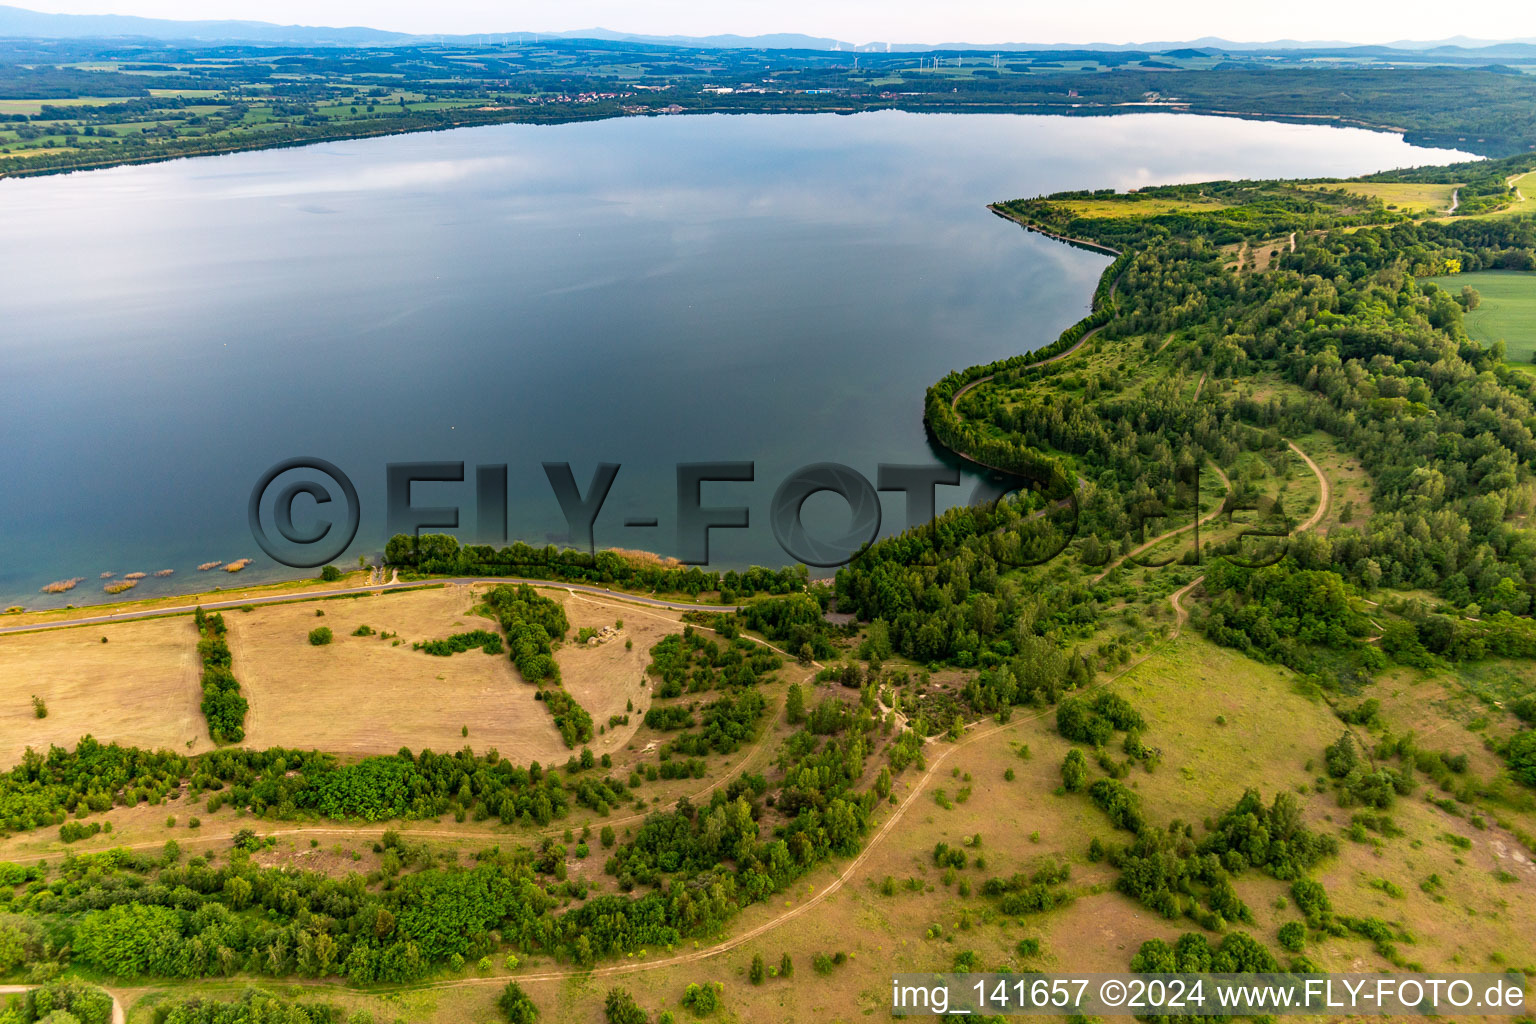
785, 682, 805, 725
499, 981, 539, 1024
603, 987, 647, 1024
1508, 730, 1536, 788
1061, 749, 1089, 792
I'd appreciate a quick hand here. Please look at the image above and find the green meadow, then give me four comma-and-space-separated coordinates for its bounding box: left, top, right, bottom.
1427, 269, 1536, 364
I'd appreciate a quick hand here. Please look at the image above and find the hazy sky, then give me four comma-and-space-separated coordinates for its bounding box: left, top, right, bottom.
17, 0, 1520, 44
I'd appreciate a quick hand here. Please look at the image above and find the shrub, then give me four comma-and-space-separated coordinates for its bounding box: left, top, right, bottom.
308, 627, 333, 646
1508, 730, 1536, 788
1278, 921, 1306, 952
681, 981, 721, 1016
604, 988, 646, 1024
320, 565, 343, 581
499, 981, 539, 1024
59, 820, 102, 843
1061, 749, 1089, 792
23, 980, 113, 1024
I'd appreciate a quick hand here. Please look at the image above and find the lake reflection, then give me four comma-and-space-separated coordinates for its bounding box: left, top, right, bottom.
0, 111, 1472, 605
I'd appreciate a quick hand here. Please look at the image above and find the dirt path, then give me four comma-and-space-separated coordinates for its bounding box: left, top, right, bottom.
1092, 462, 1233, 582
949, 317, 1110, 413
388, 577, 1209, 996
96, 444, 1340, 1006
1287, 439, 1330, 532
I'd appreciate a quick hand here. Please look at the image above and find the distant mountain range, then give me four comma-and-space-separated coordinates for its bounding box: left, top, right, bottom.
3, 4, 1536, 54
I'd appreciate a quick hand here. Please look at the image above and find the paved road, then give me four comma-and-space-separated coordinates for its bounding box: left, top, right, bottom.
0, 576, 739, 637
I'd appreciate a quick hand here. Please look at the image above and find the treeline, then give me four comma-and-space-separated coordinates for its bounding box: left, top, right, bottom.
195, 608, 247, 744
1200, 559, 1374, 678
986, 183, 1536, 617
0, 980, 114, 1024
4, 704, 887, 984
835, 507, 1099, 670
728, 593, 839, 661
148, 989, 338, 1024
383, 532, 807, 599
482, 583, 592, 748
0, 738, 630, 832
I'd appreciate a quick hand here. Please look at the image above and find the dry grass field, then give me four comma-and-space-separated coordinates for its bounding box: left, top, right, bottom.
227, 583, 679, 761
0, 617, 206, 765
72, 625, 1536, 1022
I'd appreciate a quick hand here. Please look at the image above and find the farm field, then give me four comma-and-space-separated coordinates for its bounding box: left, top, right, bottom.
1426, 270, 1536, 363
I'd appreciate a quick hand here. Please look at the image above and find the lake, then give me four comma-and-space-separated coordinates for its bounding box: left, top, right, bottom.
0, 110, 1472, 607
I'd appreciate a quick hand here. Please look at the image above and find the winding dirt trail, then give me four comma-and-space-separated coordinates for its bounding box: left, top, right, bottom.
1287, 439, 1330, 532
1092, 463, 1233, 583
383, 578, 1211, 996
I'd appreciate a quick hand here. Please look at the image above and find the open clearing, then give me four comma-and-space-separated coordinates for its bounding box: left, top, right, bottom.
1426, 270, 1536, 363
0, 616, 205, 765
1335, 181, 1458, 214
228, 583, 678, 761
1055, 196, 1231, 217
0, 96, 136, 115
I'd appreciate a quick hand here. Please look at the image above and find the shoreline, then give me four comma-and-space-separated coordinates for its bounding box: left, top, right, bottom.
0, 569, 740, 636
0, 99, 1474, 185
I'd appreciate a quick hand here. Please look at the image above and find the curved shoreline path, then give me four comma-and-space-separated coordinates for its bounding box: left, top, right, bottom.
948, 212, 1123, 422
0, 577, 739, 637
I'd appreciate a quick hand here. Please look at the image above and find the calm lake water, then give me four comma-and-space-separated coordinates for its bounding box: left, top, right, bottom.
0, 111, 1472, 607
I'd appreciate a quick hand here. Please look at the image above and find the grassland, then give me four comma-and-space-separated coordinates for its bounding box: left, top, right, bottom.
230, 628, 1528, 1024
1426, 270, 1536, 363
1053, 196, 1233, 218
1333, 181, 1459, 214
4, 550, 1533, 1021
0, 617, 205, 763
